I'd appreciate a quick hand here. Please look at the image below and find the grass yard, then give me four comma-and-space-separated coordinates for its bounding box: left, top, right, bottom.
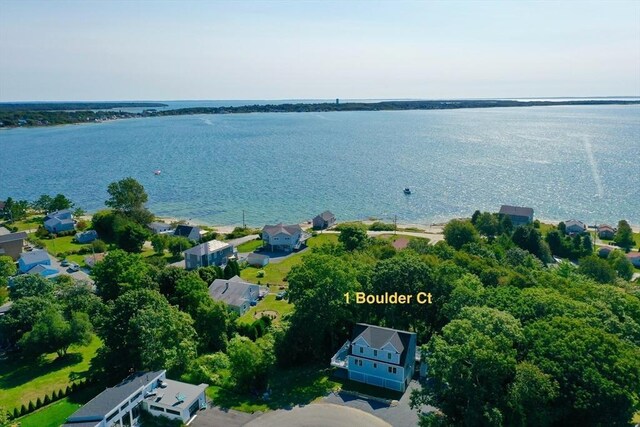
633, 411, 640, 424
17, 385, 102, 427
38, 235, 87, 257
537, 222, 556, 236
236, 238, 263, 253
237, 294, 294, 325
240, 234, 338, 285
206, 365, 339, 413
0, 335, 101, 410
3, 216, 44, 232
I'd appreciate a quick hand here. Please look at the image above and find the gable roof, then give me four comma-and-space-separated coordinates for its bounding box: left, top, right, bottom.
316, 211, 335, 221
174, 224, 199, 237
597, 224, 615, 232
27, 264, 58, 276
352, 323, 408, 353
67, 371, 165, 422
0, 231, 27, 244
262, 223, 302, 236
19, 249, 50, 265
499, 205, 534, 217
148, 221, 172, 231
45, 217, 74, 226
183, 240, 231, 256
564, 219, 586, 229
208, 277, 258, 308
45, 209, 72, 220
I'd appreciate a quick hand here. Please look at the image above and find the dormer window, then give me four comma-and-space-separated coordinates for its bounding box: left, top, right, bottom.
359, 347, 363, 354
387, 353, 391, 360
373, 350, 378, 356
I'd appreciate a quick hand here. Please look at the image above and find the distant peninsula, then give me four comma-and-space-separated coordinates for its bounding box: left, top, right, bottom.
1, 99, 639, 128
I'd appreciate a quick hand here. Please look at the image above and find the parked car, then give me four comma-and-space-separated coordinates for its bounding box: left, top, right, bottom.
276, 291, 287, 300
61, 260, 70, 267
67, 264, 80, 272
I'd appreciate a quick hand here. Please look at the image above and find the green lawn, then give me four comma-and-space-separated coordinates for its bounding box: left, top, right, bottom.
38, 235, 87, 257
17, 385, 102, 427
537, 222, 556, 236
633, 411, 640, 424
240, 234, 338, 286
236, 238, 263, 253
3, 216, 44, 232
237, 294, 294, 325
0, 335, 101, 410
206, 365, 339, 413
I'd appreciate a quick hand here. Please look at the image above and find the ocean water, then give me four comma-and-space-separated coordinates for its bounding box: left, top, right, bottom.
0, 105, 638, 227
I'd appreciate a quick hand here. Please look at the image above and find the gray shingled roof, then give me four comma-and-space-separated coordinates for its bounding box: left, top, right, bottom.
350, 323, 414, 365
67, 371, 165, 422
183, 240, 231, 256
499, 205, 534, 217
144, 379, 207, 410
262, 223, 302, 236
564, 219, 586, 229
0, 231, 27, 244
208, 276, 257, 308
19, 249, 50, 265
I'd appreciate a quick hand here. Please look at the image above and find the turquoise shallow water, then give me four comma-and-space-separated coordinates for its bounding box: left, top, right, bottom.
0, 105, 638, 227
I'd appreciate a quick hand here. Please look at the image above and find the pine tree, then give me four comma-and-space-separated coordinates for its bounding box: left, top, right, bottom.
44, 394, 51, 404
13, 407, 20, 419
52, 390, 58, 400
36, 397, 42, 408
28, 401, 34, 413
20, 404, 27, 416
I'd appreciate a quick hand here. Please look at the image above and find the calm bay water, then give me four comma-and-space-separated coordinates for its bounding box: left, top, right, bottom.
1, 105, 638, 227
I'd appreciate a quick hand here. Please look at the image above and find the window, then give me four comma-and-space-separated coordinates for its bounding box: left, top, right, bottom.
387, 353, 392, 360
373, 363, 377, 368
393, 367, 397, 374
373, 350, 377, 356
106, 410, 119, 422
388, 366, 392, 373
166, 409, 181, 416
359, 347, 363, 354
130, 392, 142, 403
120, 403, 128, 411
149, 405, 165, 412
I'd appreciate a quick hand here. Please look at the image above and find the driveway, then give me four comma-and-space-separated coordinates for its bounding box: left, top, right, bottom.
244, 403, 390, 427
48, 256, 93, 283
190, 406, 259, 427
323, 380, 435, 427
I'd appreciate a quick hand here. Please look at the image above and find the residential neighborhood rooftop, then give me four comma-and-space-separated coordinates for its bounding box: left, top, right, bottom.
0, 231, 27, 243
499, 205, 534, 217
208, 276, 258, 308
19, 249, 50, 265
183, 239, 231, 256
263, 223, 302, 236
317, 210, 334, 221
143, 378, 207, 410
351, 323, 413, 356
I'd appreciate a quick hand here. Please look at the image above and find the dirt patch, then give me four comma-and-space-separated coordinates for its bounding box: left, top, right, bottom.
392, 238, 409, 250
254, 310, 279, 320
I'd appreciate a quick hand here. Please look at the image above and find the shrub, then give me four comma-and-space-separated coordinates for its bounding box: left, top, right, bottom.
368, 221, 396, 231
20, 405, 27, 416
52, 390, 58, 400
256, 270, 265, 278
27, 401, 34, 413
13, 407, 19, 419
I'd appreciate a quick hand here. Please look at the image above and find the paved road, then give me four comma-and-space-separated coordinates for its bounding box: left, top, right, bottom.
48, 255, 93, 283
244, 403, 390, 427
227, 234, 260, 247
323, 380, 434, 427
190, 406, 259, 427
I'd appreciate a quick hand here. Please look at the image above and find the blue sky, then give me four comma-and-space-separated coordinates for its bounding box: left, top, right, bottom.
0, 0, 639, 101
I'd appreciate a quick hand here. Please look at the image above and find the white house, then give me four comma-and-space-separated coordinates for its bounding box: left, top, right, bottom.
262, 223, 309, 252
247, 252, 269, 267
62, 370, 207, 427
564, 219, 587, 235
148, 222, 174, 234
331, 323, 417, 392
208, 276, 261, 315
183, 240, 235, 270
174, 225, 202, 242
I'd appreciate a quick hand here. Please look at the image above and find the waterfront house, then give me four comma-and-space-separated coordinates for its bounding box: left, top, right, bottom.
498, 205, 534, 227
18, 250, 51, 273
597, 224, 616, 240
262, 223, 309, 252
62, 370, 207, 427
331, 323, 417, 393
174, 225, 202, 242
183, 240, 235, 270
75, 230, 98, 244
247, 252, 269, 267
44, 209, 75, 233
312, 210, 336, 229
148, 222, 174, 234
565, 219, 587, 235
208, 276, 260, 315
598, 246, 615, 258
0, 231, 27, 260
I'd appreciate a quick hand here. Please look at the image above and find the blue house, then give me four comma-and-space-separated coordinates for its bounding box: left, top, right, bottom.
19, 250, 51, 273
331, 323, 417, 392
26, 264, 59, 278
75, 230, 98, 243
44, 210, 75, 233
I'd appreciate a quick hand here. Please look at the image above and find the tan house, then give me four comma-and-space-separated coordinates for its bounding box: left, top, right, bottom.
0, 231, 27, 261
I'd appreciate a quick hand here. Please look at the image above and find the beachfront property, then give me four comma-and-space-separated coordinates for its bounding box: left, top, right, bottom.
76, 230, 98, 244
247, 252, 269, 267
598, 246, 615, 258
174, 225, 202, 242
597, 224, 616, 239
262, 223, 309, 252
62, 370, 207, 427
498, 205, 534, 227
312, 210, 336, 229
18, 249, 51, 273
0, 231, 27, 260
208, 275, 260, 315
148, 221, 174, 234
564, 219, 587, 235
331, 323, 417, 393
44, 209, 75, 233
627, 253, 640, 268
183, 240, 235, 270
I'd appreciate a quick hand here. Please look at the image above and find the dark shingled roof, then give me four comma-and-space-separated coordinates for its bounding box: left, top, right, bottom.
66, 371, 164, 422
317, 211, 334, 221
499, 205, 534, 217
0, 231, 27, 244
174, 224, 199, 237
350, 323, 414, 366
262, 223, 302, 236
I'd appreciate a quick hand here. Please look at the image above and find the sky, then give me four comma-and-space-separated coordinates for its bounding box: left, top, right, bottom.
0, 0, 639, 101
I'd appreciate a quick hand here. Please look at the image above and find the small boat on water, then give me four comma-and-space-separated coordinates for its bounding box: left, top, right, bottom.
153, 170, 161, 175
404, 188, 411, 195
